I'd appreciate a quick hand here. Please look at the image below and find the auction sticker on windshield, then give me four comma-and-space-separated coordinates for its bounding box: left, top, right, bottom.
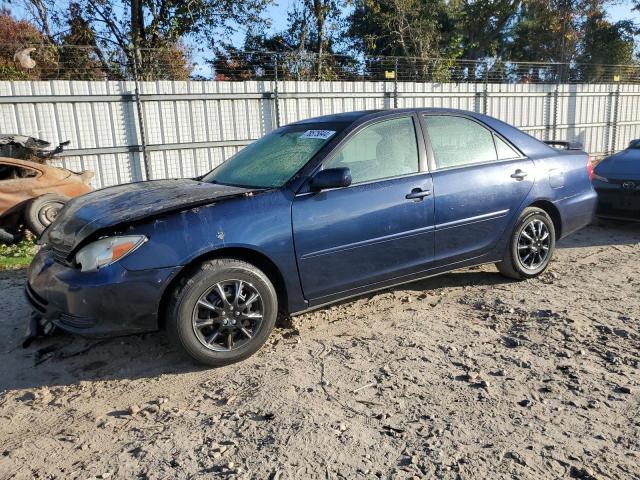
300, 130, 336, 140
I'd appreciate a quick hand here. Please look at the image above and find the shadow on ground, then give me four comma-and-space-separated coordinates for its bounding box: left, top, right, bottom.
557, 220, 640, 249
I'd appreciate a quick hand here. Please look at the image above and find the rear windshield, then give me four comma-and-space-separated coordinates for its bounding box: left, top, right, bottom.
203, 123, 345, 188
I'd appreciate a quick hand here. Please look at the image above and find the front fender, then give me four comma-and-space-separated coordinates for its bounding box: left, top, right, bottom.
117, 189, 307, 313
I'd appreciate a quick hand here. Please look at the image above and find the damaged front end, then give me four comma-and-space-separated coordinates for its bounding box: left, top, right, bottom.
0, 134, 70, 163
23, 177, 263, 345
41, 178, 254, 254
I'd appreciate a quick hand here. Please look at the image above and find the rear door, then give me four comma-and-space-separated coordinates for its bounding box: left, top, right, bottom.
421, 114, 535, 266
292, 115, 435, 304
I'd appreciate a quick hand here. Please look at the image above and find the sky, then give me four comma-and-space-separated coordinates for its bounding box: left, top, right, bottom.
608, 0, 640, 24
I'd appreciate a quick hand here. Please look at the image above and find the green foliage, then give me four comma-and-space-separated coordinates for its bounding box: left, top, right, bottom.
578, 12, 635, 66
0, 65, 30, 80
347, 0, 462, 59
0, 239, 37, 270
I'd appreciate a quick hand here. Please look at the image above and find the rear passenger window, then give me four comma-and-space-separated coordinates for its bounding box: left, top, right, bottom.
494, 135, 520, 160
424, 116, 497, 169
0, 164, 38, 181
324, 117, 419, 184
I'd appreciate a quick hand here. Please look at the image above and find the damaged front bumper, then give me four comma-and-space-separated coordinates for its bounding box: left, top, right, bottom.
25, 247, 180, 338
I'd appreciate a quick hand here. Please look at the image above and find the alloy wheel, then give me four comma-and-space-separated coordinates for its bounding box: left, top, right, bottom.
517, 219, 551, 270
191, 280, 264, 352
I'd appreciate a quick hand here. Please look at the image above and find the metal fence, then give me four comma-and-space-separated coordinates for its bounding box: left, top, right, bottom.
1, 78, 639, 188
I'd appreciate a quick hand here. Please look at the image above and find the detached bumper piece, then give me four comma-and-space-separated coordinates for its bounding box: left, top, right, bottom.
23, 283, 57, 347
23, 310, 56, 348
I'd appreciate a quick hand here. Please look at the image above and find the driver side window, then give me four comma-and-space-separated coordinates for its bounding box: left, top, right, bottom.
324, 117, 419, 184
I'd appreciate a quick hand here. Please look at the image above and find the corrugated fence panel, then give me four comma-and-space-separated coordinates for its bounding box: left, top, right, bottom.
397, 83, 480, 111
616, 85, 640, 151
1, 80, 638, 187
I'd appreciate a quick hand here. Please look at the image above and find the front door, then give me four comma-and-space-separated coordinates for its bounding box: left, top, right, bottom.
292, 115, 435, 304
422, 114, 535, 265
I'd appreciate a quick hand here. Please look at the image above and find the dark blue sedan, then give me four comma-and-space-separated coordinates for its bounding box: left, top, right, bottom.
592, 139, 640, 221
26, 109, 597, 366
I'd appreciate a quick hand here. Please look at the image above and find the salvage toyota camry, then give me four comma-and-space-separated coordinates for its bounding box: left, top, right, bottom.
26, 109, 597, 366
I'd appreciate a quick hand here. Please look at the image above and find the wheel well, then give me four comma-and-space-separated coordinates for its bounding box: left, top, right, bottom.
157, 247, 289, 330
529, 200, 562, 239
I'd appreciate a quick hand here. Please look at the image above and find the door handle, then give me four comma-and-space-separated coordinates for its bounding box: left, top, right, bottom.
406, 188, 431, 200
511, 169, 528, 180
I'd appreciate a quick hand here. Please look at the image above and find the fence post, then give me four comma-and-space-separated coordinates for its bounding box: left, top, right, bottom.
482, 60, 489, 114
551, 65, 560, 141
609, 83, 621, 155
131, 52, 151, 181
273, 54, 281, 129
393, 58, 399, 109
551, 86, 559, 141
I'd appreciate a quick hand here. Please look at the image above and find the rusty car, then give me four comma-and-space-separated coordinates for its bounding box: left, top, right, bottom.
0, 157, 93, 243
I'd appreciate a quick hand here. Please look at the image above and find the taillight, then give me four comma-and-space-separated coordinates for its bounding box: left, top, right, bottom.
587, 157, 594, 181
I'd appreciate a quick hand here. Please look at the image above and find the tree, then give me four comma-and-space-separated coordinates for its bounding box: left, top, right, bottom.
0, 9, 58, 80
57, 3, 105, 80
346, 0, 466, 81
502, 0, 580, 64
213, 0, 355, 80
280, 0, 345, 78
457, 0, 521, 59
348, 0, 453, 58
576, 8, 635, 80
16, 0, 270, 79
501, 0, 637, 82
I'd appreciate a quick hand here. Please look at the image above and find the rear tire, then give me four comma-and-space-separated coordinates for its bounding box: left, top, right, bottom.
24, 194, 69, 236
496, 207, 556, 280
166, 258, 278, 367
0, 227, 17, 245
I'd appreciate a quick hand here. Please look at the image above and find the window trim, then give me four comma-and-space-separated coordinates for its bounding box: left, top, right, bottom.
0, 162, 42, 182
296, 112, 428, 195
492, 133, 522, 162
419, 113, 527, 173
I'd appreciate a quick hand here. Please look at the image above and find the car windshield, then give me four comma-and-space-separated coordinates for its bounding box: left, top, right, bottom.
203, 124, 344, 188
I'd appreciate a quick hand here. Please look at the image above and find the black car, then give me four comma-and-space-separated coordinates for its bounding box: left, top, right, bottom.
592, 140, 640, 221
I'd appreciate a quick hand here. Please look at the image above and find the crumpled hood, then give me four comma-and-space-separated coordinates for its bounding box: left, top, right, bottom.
595, 149, 640, 179
42, 179, 253, 252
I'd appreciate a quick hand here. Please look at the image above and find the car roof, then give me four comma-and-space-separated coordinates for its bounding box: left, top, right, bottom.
0, 156, 46, 169
291, 110, 383, 124
290, 108, 504, 127
290, 108, 554, 158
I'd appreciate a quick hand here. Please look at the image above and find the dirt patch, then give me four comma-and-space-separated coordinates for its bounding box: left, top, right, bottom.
1, 221, 639, 479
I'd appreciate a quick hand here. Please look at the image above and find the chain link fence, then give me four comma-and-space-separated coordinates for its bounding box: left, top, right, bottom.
3, 43, 640, 83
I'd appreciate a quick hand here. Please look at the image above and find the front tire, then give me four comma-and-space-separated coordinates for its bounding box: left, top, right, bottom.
166, 258, 278, 366
497, 207, 556, 280
25, 194, 69, 236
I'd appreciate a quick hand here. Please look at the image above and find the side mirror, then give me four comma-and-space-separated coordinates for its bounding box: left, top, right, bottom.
310, 167, 352, 190
629, 139, 640, 148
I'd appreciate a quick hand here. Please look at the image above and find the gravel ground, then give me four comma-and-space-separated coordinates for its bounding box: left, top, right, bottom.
0, 221, 639, 480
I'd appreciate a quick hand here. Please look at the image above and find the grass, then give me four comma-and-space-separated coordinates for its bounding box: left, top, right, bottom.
0, 239, 37, 270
